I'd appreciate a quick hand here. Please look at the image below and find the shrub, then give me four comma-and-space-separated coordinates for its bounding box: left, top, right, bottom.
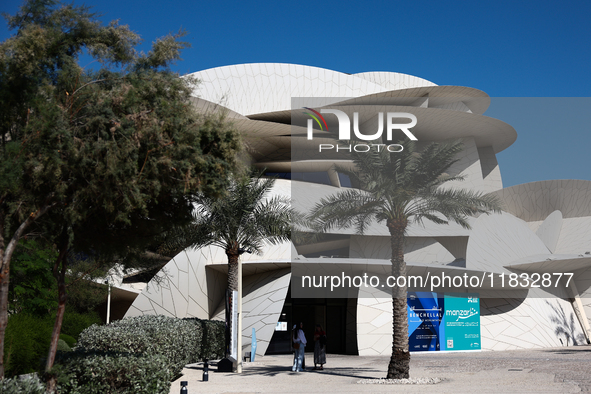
76, 315, 199, 375
185, 318, 225, 361
61, 311, 101, 341
0, 375, 45, 394
56, 315, 225, 393
4, 314, 53, 377
3, 310, 100, 378
55, 352, 172, 394
76, 315, 225, 366
57, 339, 71, 353
59, 334, 76, 348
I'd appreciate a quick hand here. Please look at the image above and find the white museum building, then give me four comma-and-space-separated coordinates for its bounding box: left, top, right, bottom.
113, 63, 591, 357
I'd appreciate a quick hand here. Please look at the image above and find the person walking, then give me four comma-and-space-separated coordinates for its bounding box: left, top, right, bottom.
313, 324, 326, 370
292, 322, 307, 372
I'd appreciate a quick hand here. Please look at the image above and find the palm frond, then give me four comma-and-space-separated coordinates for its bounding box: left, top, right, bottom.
157, 169, 292, 256
311, 139, 502, 234
408, 186, 502, 229
309, 188, 383, 233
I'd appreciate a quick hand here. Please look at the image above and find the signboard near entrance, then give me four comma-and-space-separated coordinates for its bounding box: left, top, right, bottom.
441, 293, 481, 351
408, 292, 444, 351
407, 292, 480, 352
228, 290, 238, 361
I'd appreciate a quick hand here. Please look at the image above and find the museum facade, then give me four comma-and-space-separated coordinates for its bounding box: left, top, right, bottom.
118, 63, 591, 356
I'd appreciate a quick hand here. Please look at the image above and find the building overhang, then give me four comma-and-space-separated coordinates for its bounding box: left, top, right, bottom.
505, 254, 591, 273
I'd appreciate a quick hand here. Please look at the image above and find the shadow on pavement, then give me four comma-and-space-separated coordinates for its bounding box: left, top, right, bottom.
185, 361, 382, 380
542, 346, 591, 355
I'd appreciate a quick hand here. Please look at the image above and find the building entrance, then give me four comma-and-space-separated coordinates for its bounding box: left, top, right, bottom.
265, 286, 358, 355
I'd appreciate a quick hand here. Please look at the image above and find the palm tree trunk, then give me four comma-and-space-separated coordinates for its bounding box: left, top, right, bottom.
386, 217, 410, 379
225, 248, 239, 362
226, 249, 239, 292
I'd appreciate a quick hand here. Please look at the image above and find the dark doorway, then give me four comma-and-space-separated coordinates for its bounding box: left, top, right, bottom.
266, 285, 356, 355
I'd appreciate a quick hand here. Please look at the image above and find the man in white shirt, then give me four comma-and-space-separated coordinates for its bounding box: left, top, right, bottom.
292, 322, 307, 372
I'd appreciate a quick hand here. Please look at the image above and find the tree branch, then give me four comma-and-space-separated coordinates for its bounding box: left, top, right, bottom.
1, 202, 55, 275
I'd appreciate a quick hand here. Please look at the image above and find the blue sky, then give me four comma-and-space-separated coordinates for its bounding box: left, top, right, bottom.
1, 0, 590, 187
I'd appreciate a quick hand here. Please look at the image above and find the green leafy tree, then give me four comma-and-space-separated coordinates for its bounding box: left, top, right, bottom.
0, 0, 240, 379
9, 238, 108, 329
9, 239, 58, 315
309, 140, 501, 379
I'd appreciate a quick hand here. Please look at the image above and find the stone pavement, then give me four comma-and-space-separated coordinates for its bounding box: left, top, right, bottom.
170, 346, 591, 393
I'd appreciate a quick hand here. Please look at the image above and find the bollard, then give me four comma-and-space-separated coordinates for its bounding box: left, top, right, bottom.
203, 359, 209, 382
180, 381, 188, 393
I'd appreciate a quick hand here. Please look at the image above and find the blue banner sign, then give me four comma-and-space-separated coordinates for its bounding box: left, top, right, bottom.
407, 292, 480, 352
408, 292, 444, 351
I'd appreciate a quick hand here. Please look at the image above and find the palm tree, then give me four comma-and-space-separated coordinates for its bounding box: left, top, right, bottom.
159, 170, 292, 293
308, 140, 501, 379
158, 170, 291, 368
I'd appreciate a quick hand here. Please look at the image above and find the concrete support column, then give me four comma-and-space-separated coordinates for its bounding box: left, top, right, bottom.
327, 168, 341, 188
569, 280, 591, 344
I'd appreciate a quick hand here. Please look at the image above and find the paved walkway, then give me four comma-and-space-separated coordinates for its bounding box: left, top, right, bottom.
170, 346, 591, 393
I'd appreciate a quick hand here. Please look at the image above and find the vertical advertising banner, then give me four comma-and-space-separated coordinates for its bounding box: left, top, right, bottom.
442, 293, 481, 351
228, 290, 238, 361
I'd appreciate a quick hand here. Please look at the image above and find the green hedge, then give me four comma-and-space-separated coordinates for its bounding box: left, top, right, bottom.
77, 315, 225, 370
77, 315, 197, 374
55, 352, 173, 394
54, 315, 225, 393
186, 317, 226, 361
